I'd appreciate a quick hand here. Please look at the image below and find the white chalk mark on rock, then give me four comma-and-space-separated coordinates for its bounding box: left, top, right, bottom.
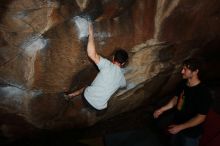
72, 16, 90, 39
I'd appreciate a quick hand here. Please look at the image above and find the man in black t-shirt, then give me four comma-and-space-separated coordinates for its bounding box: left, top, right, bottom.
153, 58, 212, 146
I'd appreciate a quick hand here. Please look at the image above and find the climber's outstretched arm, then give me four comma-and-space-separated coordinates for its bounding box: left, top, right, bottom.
68, 87, 85, 97
87, 23, 100, 64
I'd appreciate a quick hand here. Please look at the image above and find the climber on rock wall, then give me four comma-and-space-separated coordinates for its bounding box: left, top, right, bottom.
64, 23, 128, 111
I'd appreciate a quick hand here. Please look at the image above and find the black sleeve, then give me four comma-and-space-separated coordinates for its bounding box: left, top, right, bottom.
173, 81, 186, 97
196, 87, 212, 115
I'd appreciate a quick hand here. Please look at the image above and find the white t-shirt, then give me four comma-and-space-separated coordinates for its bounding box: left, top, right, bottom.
84, 56, 126, 110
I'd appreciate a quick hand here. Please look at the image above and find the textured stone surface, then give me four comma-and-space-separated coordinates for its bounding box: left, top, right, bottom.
0, 0, 220, 139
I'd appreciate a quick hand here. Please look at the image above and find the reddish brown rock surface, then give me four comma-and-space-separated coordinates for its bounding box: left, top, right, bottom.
0, 0, 220, 139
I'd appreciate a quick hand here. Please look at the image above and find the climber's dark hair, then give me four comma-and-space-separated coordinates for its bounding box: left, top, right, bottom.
113, 49, 128, 65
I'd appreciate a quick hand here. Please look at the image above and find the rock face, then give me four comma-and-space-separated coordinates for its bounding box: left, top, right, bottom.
0, 0, 220, 138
